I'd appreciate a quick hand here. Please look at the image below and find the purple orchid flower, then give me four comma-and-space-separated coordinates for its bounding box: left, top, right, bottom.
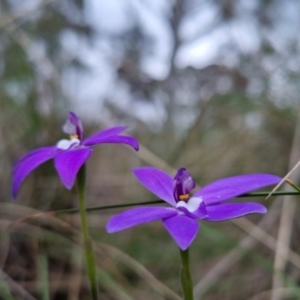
13, 112, 139, 198
106, 167, 281, 250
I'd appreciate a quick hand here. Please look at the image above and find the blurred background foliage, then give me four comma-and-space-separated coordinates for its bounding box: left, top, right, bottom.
0, 0, 300, 299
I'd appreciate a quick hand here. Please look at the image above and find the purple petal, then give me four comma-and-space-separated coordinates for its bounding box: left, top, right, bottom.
163, 215, 199, 250
85, 135, 139, 151
83, 126, 127, 146
106, 206, 177, 233
205, 202, 267, 222
12, 147, 57, 198
195, 174, 281, 205
133, 167, 176, 206
54, 147, 92, 189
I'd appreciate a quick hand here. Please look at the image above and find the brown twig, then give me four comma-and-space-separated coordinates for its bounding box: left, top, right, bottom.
271, 108, 300, 300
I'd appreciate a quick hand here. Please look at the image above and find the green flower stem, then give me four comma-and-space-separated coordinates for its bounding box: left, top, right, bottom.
77, 165, 98, 300
53, 190, 300, 216
56, 199, 163, 215
180, 248, 194, 300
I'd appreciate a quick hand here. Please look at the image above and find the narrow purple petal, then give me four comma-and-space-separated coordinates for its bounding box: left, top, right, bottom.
82, 126, 127, 146
84, 134, 139, 151
133, 167, 176, 206
163, 215, 199, 250
205, 202, 267, 222
54, 148, 92, 189
106, 206, 177, 233
195, 174, 281, 205
12, 146, 57, 198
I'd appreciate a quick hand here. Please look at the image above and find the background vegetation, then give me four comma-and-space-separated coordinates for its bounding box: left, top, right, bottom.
1, 0, 300, 299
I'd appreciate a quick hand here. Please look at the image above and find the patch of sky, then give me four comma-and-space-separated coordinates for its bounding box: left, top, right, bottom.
179, 1, 219, 43
8, 0, 41, 12
60, 0, 300, 121
129, 0, 173, 80
176, 26, 229, 69
84, 0, 133, 33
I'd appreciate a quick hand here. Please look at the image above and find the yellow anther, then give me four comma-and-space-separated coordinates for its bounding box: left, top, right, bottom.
179, 194, 189, 201
70, 134, 78, 139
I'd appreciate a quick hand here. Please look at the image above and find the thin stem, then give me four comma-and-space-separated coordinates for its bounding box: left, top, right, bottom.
77, 165, 98, 300
239, 191, 300, 197
286, 179, 300, 193
55, 199, 163, 215
180, 248, 194, 300
52, 190, 300, 215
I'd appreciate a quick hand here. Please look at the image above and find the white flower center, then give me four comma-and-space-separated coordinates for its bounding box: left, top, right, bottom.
176, 196, 203, 213
56, 138, 80, 150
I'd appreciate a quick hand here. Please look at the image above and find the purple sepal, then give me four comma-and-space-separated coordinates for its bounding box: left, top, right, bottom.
106, 206, 177, 233
133, 167, 176, 206
12, 146, 57, 198
195, 174, 282, 205
54, 148, 93, 189
83, 126, 127, 145
83, 126, 139, 151
162, 215, 199, 250
88, 135, 139, 151
205, 202, 267, 221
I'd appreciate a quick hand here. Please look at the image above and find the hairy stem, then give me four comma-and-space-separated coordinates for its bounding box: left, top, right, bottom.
180, 248, 194, 300
77, 165, 98, 299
